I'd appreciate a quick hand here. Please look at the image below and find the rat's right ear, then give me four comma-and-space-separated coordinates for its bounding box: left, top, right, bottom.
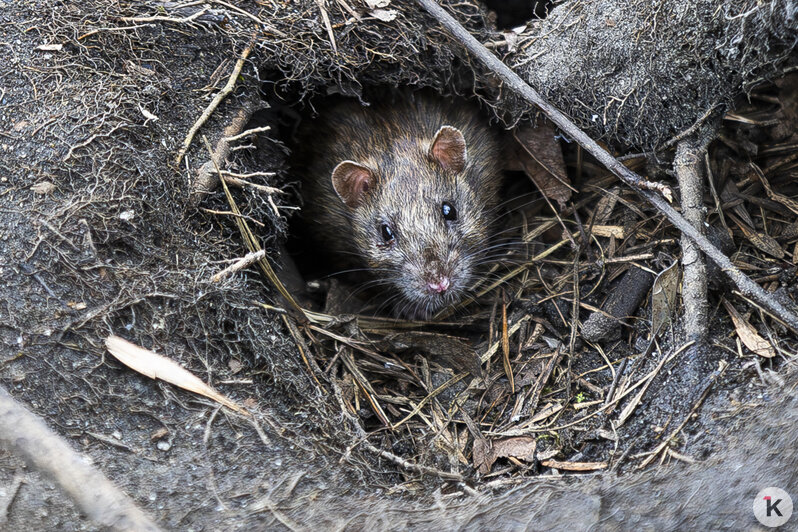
331, 161, 375, 208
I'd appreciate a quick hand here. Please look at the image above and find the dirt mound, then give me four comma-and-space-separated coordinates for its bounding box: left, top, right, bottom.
1, 1, 797, 529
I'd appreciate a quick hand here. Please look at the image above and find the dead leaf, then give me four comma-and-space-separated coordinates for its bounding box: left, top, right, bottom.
473, 436, 537, 474
733, 219, 785, 259
722, 301, 775, 358
651, 260, 681, 334
105, 335, 249, 414
750, 162, 798, 217
383, 331, 482, 378
491, 436, 537, 462
512, 124, 573, 209
365, 0, 390, 7
472, 437, 493, 474
592, 186, 620, 225
720, 179, 755, 228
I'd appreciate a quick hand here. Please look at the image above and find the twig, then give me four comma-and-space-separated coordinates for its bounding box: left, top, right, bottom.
210, 249, 266, 282
0, 386, 162, 531
362, 442, 464, 481
175, 33, 257, 167
416, 0, 798, 334
224, 125, 271, 142
221, 175, 283, 195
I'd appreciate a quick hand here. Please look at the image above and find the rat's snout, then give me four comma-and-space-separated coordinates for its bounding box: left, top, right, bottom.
427, 276, 450, 294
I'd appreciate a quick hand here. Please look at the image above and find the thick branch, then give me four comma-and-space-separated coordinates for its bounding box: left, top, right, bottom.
0, 386, 162, 532
416, 0, 798, 334
675, 136, 712, 340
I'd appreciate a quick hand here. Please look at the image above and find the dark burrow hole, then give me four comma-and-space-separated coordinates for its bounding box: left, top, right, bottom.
255, 84, 546, 320
483, 0, 554, 29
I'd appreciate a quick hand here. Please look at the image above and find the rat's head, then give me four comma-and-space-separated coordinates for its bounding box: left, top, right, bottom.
329, 124, 500, 318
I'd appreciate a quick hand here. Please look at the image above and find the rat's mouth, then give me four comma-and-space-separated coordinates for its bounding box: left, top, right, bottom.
395, 273, 467, 319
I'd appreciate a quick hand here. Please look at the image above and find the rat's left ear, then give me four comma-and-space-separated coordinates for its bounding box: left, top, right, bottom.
430, 126, 467, 173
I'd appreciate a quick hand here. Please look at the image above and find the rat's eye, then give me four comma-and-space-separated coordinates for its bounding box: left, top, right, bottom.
380, 223, 395, 244
441, 202, 457, 221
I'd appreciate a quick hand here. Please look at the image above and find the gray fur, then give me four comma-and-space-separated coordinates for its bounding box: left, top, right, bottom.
295, 94, 503, 317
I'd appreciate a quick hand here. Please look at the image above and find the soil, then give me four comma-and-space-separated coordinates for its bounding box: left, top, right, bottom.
1, 0, 797, 530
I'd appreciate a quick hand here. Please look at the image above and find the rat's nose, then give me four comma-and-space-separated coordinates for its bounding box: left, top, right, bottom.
427, 277, 450, 294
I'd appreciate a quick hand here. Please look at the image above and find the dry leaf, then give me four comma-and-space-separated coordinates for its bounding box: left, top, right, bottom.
472, 437, 493, 474
105, 335, 249, 414
592, 186, 620, 225
512, 124, 573, 209
473, 436, 537, 474
651, 261, 681, 334
383, 331, 482, 378
365, 0, 390, 7
722, 301, 775, 358
734, 220, 785, 259
491, 436, 537, 462
720, 179, 755, 228
751, 162, 798, 217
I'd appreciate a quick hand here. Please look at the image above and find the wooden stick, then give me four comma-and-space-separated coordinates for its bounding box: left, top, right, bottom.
175, 33, 257, 167
416, 0, 798, 334
0, 386, 162, 531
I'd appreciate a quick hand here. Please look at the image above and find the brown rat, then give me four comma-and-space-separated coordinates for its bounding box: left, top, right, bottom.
294, 93, 503, 318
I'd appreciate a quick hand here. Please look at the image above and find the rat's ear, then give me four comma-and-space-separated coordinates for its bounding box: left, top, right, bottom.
331, 161, 375, 208
430, 126, 467, 173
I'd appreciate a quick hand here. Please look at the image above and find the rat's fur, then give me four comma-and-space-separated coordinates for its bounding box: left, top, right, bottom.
295, 93, 503, 317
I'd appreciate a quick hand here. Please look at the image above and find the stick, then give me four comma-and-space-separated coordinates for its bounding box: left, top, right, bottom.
210, 249, 266, 282
175, 33, 257, 168
416, 0, 798, 334
675, 136, 711, 340
0, 386, 162, 531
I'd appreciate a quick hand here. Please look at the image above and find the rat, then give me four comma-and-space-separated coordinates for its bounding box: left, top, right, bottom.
294, 93, 503, 319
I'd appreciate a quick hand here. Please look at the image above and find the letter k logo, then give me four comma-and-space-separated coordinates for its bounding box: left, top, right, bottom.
765, 496, 783, 517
